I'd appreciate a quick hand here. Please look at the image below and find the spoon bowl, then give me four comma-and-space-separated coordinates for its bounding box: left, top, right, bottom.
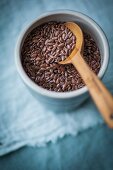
60, 22, 83, 64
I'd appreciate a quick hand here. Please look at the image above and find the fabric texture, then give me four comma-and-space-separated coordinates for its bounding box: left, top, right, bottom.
0, 0, 113, 156
1, 125, 113, 170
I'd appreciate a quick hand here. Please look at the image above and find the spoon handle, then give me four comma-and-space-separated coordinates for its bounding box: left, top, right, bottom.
72, 51, 113, 128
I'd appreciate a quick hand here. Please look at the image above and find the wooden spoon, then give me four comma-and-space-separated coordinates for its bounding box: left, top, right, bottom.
60, 22, 113, 128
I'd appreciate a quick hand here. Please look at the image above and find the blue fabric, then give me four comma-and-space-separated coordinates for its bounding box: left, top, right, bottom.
0, 125, 113, 170
0, 0, 113, 157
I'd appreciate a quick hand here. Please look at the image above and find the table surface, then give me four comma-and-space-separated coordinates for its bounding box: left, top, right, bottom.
0, 124, 113, 170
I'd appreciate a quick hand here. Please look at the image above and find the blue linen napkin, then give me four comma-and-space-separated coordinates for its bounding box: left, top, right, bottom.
0, 0, 113, 156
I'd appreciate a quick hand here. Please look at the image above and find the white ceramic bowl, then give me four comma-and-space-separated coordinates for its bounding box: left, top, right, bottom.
15, 10, 109, 111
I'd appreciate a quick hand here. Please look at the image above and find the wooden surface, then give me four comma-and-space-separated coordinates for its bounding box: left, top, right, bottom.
61, 22, 113, 128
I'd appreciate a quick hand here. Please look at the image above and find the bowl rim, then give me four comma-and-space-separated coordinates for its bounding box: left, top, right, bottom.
15, 10, 109, 99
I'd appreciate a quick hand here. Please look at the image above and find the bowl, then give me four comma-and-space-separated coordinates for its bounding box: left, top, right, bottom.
15, 10, 109, 111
